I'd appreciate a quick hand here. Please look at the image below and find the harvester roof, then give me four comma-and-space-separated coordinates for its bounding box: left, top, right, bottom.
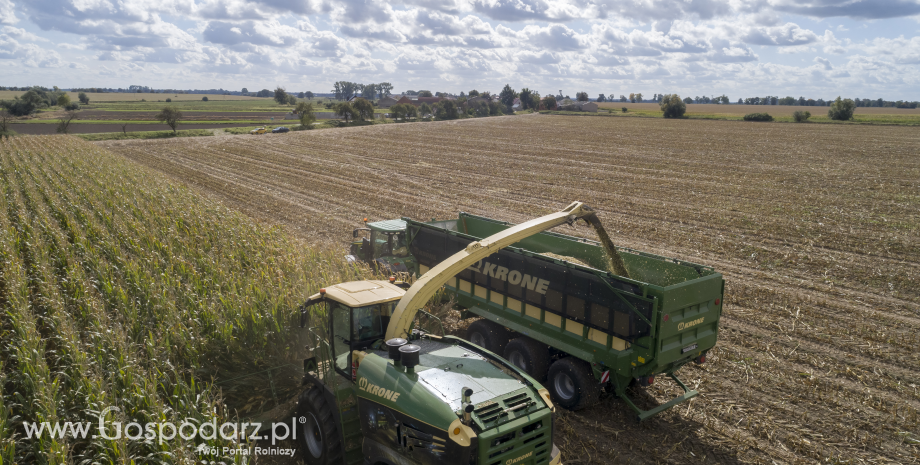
322, 280, 405, 307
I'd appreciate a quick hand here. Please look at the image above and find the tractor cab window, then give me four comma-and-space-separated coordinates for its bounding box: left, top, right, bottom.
370, 230, 408, 259
371, 230, 391, 258
390, 232, 408, 257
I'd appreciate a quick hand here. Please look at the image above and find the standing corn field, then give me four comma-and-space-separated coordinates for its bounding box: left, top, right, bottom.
0, 135, 372, 463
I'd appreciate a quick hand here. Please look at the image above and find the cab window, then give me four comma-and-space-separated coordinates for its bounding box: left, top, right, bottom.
390, 232, 409, 258
371, 230, 391, 258
331, 304, 351, 372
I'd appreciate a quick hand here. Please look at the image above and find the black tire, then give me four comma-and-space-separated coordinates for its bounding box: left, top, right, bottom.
466, 319, 512, 355
297, 386, 343, 465
503, 337, 551, 381
546, 357, 600, 411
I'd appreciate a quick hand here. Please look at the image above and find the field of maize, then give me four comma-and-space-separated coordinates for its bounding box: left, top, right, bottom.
102, 113, 920, 464
0, 136, 371, 464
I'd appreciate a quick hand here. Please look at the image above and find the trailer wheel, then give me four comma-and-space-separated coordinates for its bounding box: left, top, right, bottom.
297, 386, 343, 465
504, 337, 550, 381
466, 319, 511, 355
547, 357, 599, 411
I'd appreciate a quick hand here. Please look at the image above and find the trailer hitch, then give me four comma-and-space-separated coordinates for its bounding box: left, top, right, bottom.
618, 372, 698, 422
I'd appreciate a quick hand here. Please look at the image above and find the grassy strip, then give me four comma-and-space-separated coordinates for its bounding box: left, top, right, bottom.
76, 129, 216, 141
20, 120, 279, 124
539, 109, 920, 125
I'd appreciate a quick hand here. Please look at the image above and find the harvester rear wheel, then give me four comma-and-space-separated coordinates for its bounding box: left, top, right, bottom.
504, 337, 550, 381
547, 357, 599, 411
466, 319, 511, 355
297, 386, 343, 465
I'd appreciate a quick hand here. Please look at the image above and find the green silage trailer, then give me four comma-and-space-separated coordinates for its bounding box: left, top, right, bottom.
348, 212, 725, 421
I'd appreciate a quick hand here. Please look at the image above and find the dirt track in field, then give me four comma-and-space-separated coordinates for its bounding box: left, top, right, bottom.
100, 114, 920, 464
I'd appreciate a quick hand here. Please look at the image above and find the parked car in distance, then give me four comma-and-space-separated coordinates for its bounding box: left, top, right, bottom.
272, 126, 290, 133
250, 127, 266, 135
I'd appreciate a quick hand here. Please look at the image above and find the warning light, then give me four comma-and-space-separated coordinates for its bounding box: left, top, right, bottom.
453, 427, 461, 435
319, 288, 326, 295
663, 314, 669, 322
715, 298, 721, 305
389, 276, 396, 283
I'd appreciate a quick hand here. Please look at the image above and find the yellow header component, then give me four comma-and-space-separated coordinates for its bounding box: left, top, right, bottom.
447, 418, 476, 447
386, 201, 595, 340
537, 388, 555, 413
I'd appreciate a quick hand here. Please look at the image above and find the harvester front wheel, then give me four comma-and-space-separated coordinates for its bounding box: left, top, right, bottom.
297, 386, 343, 465
547, 357, 599, 411
504, 337, 550, 381
466, 319, 511, 355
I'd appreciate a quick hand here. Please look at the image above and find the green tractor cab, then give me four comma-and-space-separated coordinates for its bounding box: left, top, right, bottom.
348, 219, 417, 274
299, 280, 561, 465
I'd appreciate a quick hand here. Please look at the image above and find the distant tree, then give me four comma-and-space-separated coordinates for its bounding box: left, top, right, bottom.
305, 91, 314, 100
0, 109, 12, 134
519, 88, 533, 109
56, 93, 71, 107
597, 94, 606, 102
56, 110, 78, 134
352, 98, 374, 121
363, 83, 378, 100
576, 91, 589, 102
241, 88, 249, 94
481, 91, 492, 98
335, 102, 356, 123
459, 91, 466, 98
286, 94, 297, 105
257, 89, 272, 98
78, 92, 90, 105
418, 102, 432, 118
541, 95, 557, 110
417, 90, 433, 98
202, 96, 209, 101
737, 98, 743, 104
120, 122, 129, 135
827, 96, 856, 121
499, 84, 517, 109
378, 82, 393, 97
273, 87, 288, 104
635, 93, 643, 102
166, 98, 172, 102
295, 101, 316, 129
435, 100, 460, 120
793, 110, 811, 122
629, 93, 636, 103
390, 103, 406, 122
404, 104, 418, 120
297, 92, 305, 98
488, 101, 504, 116
683, 97, 693, 104
156, 106, 183, 134
468, 90, 480, 97
660, 94, 687, 118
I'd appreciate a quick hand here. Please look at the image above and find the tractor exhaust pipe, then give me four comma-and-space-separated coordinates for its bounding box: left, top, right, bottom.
461, 387, 474, 425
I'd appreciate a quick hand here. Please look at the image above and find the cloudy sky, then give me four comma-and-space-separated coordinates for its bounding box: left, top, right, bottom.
1, 0, 919, 99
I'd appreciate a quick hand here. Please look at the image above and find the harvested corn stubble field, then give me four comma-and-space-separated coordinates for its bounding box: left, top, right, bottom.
102, 113, 920, 464
0, 135, 373, 464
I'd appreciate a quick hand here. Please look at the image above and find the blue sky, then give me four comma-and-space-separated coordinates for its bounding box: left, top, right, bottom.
1, 0, 919, 99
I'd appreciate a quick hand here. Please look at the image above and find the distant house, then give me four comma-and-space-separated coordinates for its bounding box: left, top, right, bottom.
378, 96, 398, 108
557, 101, 599, 113
414, 96, 443, 106
512, 97, 522, 111
396, 96, 414, 105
